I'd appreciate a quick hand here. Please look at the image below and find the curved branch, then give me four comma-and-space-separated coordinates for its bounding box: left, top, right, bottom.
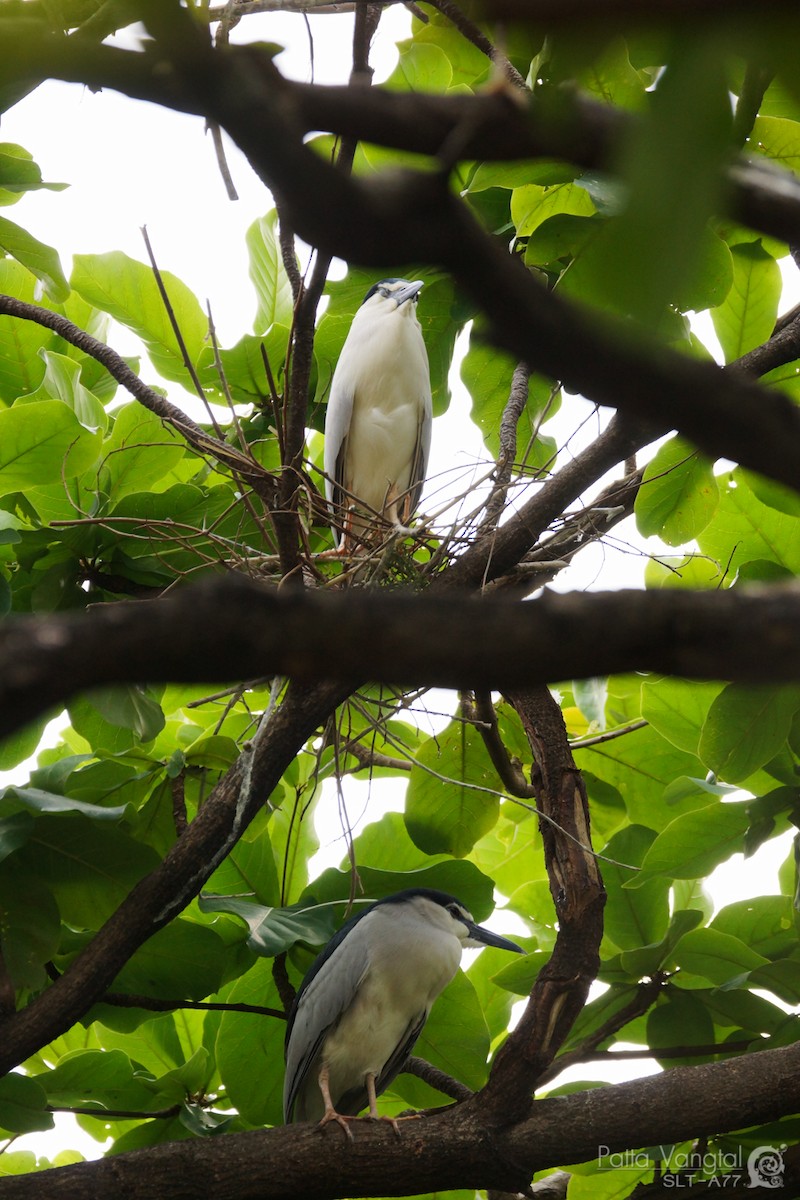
0, 295, 277, 496
0, 677, 350, 1074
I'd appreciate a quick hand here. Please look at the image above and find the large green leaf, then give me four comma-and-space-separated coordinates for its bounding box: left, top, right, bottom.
601, 825, 669, 951
641, 677, 723, 755
710, 241, 781, 362
198, 895, 338, 957
0, 215, 68, 301
34, 1049, 168, 1113
71, 252, 209, 383
635, 437, 719, 546
246, 211, 294, 335
0, 143, 67, 206
302, 863, 496, 924
21, 351, 107, 432
0, 857, 60, 990
0, 400, 101, 496
215, 960, 285, 1127
102, 403, 185, 499
646, 988, 715, 1066
698, 684, 800, 783
461, 335, 559, 462
405, 719, 500, 858
19, 813, 160, 928
0, 1074, 51, 1136
672, 927, 769, 987
633, 800, 749, 883
110, 920, 230, 1001
697, 470, 800, 577
751, 115, 800, 173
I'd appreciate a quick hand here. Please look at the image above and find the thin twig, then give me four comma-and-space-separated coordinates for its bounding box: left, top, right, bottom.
465, 690, 537, 797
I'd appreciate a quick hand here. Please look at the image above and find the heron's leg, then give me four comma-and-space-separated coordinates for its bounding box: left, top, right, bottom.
383, 484, 413, 537
364, 1074, 420, 1139
316, 1063, 356, 1141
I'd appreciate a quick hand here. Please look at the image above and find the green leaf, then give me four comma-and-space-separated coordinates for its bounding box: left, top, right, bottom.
21, 351, 107, 432
0, 260, 58, 403
646, 989, 715, 1066
198, 895, 338, 956
635, 437, 718, 546
601, 825, 669, 950
0, 858, 60, 989
618, 908, 704, 979
672, 927, 769, 986
71, 252, 208, 384
711, 896, 795, 959
575, 718, 704, 829
697, 470, 800, 578
634, 801, 750, 883
641, 678, 723, 756
302, 863, 496, 924
699, 685, 800, 784
0, 715, 49, 770
246, 211, 294, 334
103, 403, 185, 499
405, 719, 500, 858
751, 115, 800, 173
710, 241, 781, 362
461, 335, 559, 460
0, 812, 33, 863
387, 40, 453, 92
0, 1074, 52, 1135
0, 400, 101, 496
0, 215, 69, 301
34, 1050, 164, 1113
216, 960, 285, 1127
3, 786, 129, 822
110, 920, 229, 1001
511, 180, 596, 238
0, 143, 66, 206
19, 814, 160, 928
573, 677, 607, 730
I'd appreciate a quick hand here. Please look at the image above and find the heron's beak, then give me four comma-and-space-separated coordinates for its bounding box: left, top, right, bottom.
464, 921, 525, 953
393, 280, 424, 306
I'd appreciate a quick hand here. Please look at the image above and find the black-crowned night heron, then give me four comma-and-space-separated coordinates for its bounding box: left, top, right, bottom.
283, 888, 524, 1134
323, 278, 432, 551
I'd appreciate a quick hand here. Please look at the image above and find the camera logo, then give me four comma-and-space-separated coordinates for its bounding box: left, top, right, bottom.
746, 1146, 786, 1190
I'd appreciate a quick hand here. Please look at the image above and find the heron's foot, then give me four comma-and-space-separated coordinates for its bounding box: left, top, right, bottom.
318, 1108, 357, 1141
363, 1111, 420, 1139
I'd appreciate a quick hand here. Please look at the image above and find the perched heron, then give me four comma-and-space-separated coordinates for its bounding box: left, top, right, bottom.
323, 278, 432, 550
283, 888, 524, 1134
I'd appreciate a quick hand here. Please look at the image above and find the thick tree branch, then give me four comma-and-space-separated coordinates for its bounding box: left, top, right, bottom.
2, 577, 799, 740
3, 1037, 800, 1199
480, 687, 604, 1118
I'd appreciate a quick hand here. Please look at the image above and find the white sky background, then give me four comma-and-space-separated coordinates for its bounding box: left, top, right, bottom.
2, 7, 796, 1161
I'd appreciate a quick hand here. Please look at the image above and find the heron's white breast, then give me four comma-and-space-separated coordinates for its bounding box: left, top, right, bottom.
323, 906, 462, 1083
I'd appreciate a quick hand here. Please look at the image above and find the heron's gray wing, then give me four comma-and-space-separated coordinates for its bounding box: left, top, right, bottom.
323, 378, 355, 542
407, 383, 432, 517
283, 920, 370, 1122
